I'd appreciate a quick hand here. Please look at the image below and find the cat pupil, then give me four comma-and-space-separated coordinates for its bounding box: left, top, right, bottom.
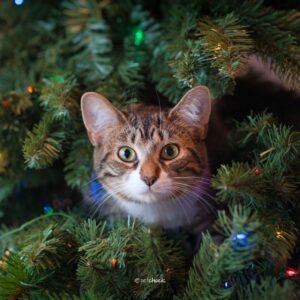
166, 146, 174, 156
125, 149, 131, 158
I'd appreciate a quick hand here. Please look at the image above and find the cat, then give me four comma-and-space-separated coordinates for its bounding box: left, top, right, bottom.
81, 86, 222, 242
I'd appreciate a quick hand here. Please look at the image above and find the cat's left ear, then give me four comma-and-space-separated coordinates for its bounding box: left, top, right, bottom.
81, 92, 126, 146
168, 86, 211, 139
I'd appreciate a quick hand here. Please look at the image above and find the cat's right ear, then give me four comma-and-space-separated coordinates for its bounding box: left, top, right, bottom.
81, 92, 126, 146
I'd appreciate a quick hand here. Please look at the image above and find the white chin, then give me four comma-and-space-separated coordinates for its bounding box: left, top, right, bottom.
120, 188, 163, 203
137, 190, 165, 203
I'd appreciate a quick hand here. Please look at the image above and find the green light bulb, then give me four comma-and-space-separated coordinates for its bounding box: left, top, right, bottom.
134, 28, 144, 46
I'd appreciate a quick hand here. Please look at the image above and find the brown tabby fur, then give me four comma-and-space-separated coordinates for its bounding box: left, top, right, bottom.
94, 104, 209, 200
81, 86, 219, 236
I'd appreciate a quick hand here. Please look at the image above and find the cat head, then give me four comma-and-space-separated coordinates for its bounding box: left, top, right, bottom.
81, 86, 211, 207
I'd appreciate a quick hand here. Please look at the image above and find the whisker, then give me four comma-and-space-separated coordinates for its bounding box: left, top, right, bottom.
88, 183, 127, 216
172, 176, 212, 182
171, 192, 193, 226
89, 190, 114, 217
79, 170, 105, 188
171, 183, 215, 213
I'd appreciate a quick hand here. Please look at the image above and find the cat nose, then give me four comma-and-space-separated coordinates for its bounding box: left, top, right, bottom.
141, 175, 157, 187
140, 158, 160, 187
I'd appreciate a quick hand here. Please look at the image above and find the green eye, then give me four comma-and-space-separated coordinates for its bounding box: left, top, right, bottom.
118, 147, 136, 162
161, 144, 179, 160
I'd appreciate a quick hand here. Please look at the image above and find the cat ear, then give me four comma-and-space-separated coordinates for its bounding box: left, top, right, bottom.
81, 92, 125, 146
169, 86, 211, 139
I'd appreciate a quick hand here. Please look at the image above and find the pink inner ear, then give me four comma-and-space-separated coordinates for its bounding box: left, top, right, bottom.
88, 102, 119, 131
81, 92, 124, 146
169, 86, 211, 127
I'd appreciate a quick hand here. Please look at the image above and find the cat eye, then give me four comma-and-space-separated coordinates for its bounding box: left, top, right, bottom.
118, 147, 137, 162
161, 144, 179, 160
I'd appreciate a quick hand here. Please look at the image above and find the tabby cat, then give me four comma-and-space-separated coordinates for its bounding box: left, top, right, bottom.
81, 86, 220, 240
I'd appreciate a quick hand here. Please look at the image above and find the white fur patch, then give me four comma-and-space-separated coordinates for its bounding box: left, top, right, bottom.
125, 165, 173, 204
116, 168, 212, 229
126, 166, 149, 199
118, 188, 200, 228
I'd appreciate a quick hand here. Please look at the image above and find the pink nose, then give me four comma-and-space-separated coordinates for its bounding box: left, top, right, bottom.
141, 175, 157, 187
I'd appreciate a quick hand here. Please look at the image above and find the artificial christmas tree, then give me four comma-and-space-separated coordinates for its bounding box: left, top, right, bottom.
1, 0, 300, 299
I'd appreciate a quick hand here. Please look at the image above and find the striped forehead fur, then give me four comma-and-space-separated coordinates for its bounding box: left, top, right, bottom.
121, 104, 196, 144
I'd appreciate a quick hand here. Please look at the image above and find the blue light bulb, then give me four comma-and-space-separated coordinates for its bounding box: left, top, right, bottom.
231, 231, 255, 250
43, 205, 54, 215
236, 233, 247, 240
14, 0, 24, 5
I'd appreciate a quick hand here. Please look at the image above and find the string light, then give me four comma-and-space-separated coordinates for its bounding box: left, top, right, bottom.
50, 75, 65, 83
4, 247, 13, 256
134, 28, 144, 46
214, 43, 222, 52
0, 260, 6, 269
1, 100, 10, 109
254, 166, 261, 175
27, 85, 34, 94
111, 258, 118, 267
43, 205, 54, 215
14, 0, 25, 5
276, 230, 284, 238
285, 268, 297, 277
232, 231, 254, 250
0, 151, 8, 173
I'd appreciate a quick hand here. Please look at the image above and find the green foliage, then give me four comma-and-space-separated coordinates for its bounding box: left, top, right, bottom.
0, 215, 187, 299
25, 290, 108, 300
183, 205, 298, 300
211, 112, 299, 291
213, 112, 300, 209
184, 206, 261, 300
76, 218, 186, 299
64, 0, 113, 84
196, 14, 254, 79
0, 253, 46, 300
64, 135, 92, 189
1, 0, 300, 195
0, 201, 299, 298
1, 1, 300, 299
234, 112, 276, 145
236, 277, 296, 300
0, 177, 18, 203
213, 0, 300, 89
21, 225, 77, 272
151, 1, 198, 101
212, 163, 265, 206
23, 113, 66, 169
40, 75, 79, 121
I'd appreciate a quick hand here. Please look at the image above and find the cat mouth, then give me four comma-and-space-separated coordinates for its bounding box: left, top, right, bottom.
113, 188, 161, 204
139, 187, 175, 203
141, 188, 159, 197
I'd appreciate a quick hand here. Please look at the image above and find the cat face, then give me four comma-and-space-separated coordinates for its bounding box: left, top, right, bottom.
81, 87, 212, 219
